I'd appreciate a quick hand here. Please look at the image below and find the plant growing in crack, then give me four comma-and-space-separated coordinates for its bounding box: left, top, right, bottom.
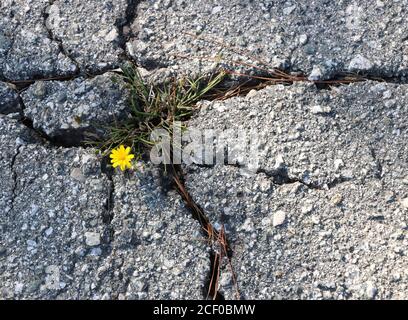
89, 63, 242, 299
89, 64, 226, 161
109, 144, 135, 171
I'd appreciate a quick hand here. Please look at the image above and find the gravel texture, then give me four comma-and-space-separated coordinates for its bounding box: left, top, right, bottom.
0, 0, 77, 81
183, 81, 408, 299
22, 72, 130, 145
185, 165, 408, 299
0, 117, 209, 299
0, 82, 21, 114
108, 166, 210, 299
0, 128, 113, 299
187, 82, 408, 188
45, 0, 129, 73
127, 0, 408, 80
0, 115, 41, 216
2, 0, 408, 301
0, 0, 134, 80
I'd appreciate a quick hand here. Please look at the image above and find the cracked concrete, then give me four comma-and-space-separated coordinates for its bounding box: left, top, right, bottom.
102, 168, 115, 225
1, 0, 408, 301
0, 0, 138, 81
0, 81, 21, 114
186, 81, 408, 188
0, 116, 210, 299
9, 145, 22, 213
21, 72, 130, 146
0, 114, 41, 215
185, 164, 408, 299
45, 0, 131, 74
127, 0, 408, 81
107, 167, 209, 299
0, 0, 77, 81
1, 143, 113, 299
42, 1, 81, 74
182, 81, 408, 299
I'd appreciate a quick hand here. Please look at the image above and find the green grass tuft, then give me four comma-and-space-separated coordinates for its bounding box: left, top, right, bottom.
88, 65, 226, 157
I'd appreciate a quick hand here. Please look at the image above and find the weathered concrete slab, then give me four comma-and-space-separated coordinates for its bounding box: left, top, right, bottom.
0, 82, 21, 114
0, 0, 77, 81
183, 81, 408, 299
0, 118, 209, 299
2, 0, 408, 301
187, 81, 408, 188
0, 116, 40, 297
46, 0, 128, 73
0, 139, 113, 299
127, 0, 408, 79
109, 168, 210, 299
0, 115, 40, 216
185, 165, 408, 299
22, 73, 130, 145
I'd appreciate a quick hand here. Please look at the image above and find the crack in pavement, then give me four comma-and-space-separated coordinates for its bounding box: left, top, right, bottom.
168, 164, 238, 299
42, 1, 80, 76
18, 96, 83, 148
102, 168, 115, 225
369, 147, 384, 180
9, 145, 22, 214
117, 0, 140, 55
3, 67, 125, 91
190, 162, 352, 191
256, 167, 353, 191
3, 68, 408, 93
3, 0, 406, 300
100, 157, 116, 246
2, 36, 407, 298
1, 0, 140, 85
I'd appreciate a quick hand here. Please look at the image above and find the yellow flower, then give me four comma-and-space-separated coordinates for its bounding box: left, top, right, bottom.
110, 145, 135, 171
